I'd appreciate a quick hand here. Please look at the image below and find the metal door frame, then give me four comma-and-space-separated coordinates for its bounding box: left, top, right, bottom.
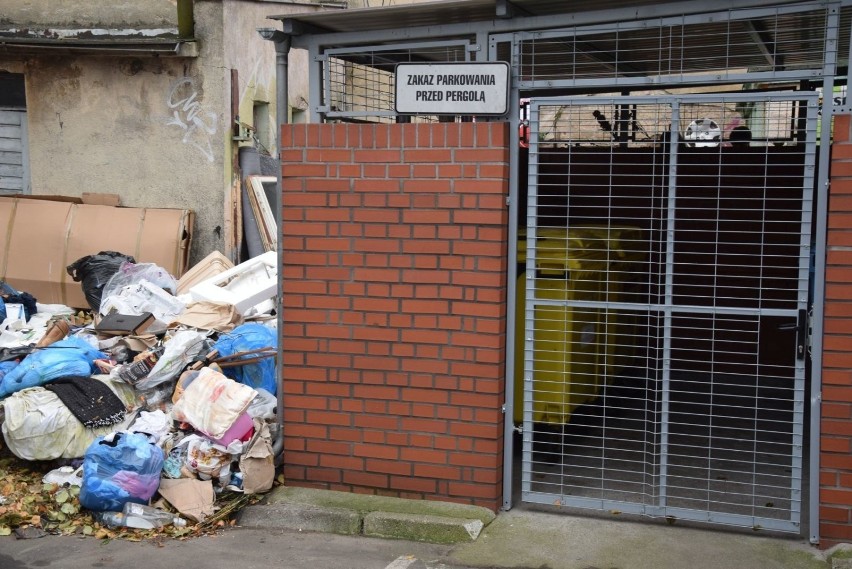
518, 91, 820, 534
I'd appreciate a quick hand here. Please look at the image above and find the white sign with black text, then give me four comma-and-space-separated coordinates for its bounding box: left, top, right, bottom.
395, 62, 510, 116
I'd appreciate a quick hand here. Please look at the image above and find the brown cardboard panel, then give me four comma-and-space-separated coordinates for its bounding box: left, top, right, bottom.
3, 199, 74, 304
0, 198, 15, 279
138, 208, 194, 278
0, 197, 194, 309
81, 193, 121, 206
66, 206, 146, 262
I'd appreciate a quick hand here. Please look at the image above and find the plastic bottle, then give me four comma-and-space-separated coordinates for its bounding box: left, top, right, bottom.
122, 502, 187, 528
96, 504, 186, 529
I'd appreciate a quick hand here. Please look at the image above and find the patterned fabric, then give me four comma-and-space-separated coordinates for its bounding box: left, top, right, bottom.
45, 376, 126, 428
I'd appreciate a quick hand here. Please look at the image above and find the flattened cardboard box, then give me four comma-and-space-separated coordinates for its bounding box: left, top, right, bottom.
0, 197, 194, 309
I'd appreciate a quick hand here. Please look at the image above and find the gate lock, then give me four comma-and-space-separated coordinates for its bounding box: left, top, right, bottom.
777, 308, 809, 361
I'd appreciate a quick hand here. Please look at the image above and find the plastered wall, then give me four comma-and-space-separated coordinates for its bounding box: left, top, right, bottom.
0, 0, 324, 267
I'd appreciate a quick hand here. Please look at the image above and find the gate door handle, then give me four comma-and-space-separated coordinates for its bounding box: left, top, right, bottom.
777, 309, 808, 360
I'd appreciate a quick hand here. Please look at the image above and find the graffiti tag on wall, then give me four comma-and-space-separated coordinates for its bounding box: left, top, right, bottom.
166, 77, 218, 162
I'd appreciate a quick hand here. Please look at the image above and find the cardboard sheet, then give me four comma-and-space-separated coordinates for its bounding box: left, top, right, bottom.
0, 196, 194, 308
157, 478, 215, 523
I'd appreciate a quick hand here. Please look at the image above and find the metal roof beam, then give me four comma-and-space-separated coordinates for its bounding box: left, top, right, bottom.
746, 20, 781, 69
278, 18, 334, 37
495, 0, 528, 19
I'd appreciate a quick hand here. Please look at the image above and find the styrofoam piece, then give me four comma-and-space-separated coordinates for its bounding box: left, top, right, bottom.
188, 251, 277, 316
177, 251, 235, 296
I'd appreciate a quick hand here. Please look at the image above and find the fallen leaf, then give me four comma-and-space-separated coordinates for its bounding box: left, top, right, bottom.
60, 503, 78, 515
94, 528, 112, 540
54, 489, 69, 504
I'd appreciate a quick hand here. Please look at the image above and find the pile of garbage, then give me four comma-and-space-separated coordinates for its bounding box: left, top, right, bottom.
0, 249, 279, 539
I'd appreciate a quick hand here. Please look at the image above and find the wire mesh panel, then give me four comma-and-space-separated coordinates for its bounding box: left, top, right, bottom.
321, 41, 473, 123
514, 3, 834, 89
520, 92, 817, 532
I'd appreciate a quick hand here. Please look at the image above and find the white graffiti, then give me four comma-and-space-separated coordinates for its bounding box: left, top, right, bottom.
166, 77, 218, 162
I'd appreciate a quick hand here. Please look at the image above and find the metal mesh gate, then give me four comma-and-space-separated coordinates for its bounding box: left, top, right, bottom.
519, 92, 817, 532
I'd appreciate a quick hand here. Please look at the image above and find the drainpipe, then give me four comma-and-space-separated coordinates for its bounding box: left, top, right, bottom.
177, 0, 194, 39
257, 27, 291, 467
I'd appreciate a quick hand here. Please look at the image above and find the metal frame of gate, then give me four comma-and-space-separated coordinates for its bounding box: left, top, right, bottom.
519, 91, 819, 533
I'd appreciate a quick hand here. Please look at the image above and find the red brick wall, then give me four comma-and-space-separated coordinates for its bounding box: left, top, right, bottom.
279, 122, 509, 511
822, 113, 852, 546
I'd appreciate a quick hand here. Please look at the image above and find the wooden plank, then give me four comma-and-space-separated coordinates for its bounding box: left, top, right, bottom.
0, 110, 22, 125
0, 139, 21, 152
0, 177, 23, 191
0, 151, 22, 165
0, 164, 23, 177
0, 126, 22, 139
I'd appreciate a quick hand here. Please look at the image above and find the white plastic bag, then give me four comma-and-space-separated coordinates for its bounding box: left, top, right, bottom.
99, 280, 186, 333
133, 330, 208, 391
129, 409, 172, 446
246, 388, 276, 420
179, 435, 232, 483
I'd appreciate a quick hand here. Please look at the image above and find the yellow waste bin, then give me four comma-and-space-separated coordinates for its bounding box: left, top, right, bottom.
514, 234, 609, 425
514, 226, 645, 425
568, 226, 645, 377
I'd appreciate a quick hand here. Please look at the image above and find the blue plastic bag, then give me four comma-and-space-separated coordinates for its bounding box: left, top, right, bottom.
0, 296, 5, 322
79, 431, 164, 512
212, 323, 277, 395
0, 360, 17, 382
0, 336, 106, 398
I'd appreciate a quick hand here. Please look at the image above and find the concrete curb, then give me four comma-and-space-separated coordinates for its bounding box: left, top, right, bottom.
236, 486, 495, 544
237, 501, 361, 535
363, 511, 484, 543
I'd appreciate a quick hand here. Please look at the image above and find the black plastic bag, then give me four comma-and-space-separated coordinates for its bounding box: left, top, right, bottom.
66, 251, 136, 312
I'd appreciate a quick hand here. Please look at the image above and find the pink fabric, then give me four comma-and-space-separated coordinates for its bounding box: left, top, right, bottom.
210, 412, 254, 446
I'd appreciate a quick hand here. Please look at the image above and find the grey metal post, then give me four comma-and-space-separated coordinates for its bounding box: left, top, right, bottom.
258, 26, 291, 465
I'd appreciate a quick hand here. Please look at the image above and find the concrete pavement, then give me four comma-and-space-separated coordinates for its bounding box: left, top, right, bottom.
237, 486, 845, 569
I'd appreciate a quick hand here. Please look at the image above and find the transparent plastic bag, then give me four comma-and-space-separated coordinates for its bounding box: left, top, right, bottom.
133, 330, 208, 391
102, 262, 178, 300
